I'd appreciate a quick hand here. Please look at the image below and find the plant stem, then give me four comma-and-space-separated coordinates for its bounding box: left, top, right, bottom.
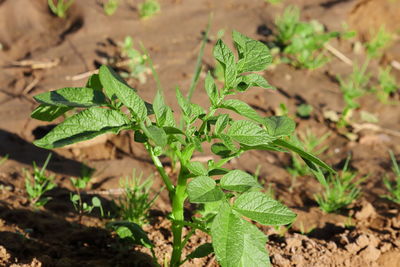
170, 167, 188, 267
146, 144, 174, 194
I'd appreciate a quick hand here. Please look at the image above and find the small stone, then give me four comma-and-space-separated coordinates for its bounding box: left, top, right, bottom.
358, 245, 381, 262
355, 202, 376, 220
291, 254, 305, 265
345, 243, 360, 254
355, 235, 370, 248
327, 241, 337, 250
286, 237, 302, 249
379, 242, 392, 253
272, 254, 290, 267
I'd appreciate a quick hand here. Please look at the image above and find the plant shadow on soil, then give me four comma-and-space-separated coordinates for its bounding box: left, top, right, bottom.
0, 186, 157, 267
0, 128, 84, 177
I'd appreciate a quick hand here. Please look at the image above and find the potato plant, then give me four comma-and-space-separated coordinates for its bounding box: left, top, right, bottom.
30, 31, 332, 266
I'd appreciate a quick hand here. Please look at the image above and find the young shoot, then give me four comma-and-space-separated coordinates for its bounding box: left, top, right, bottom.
117, 170, 160, 226
48, 0, 74, 18
375, 66, 398, 102
366, 26, 393, 59
383, 150, 400, 204
70, 165, 104, 222
313, 156, 364, 213
138, 0, 160, 19
104, 0, 119, 16
30, 30, 333, 267
275, 6, 339, 69
287, 129, 330, 179
119, 36, 149, 83
24, 153, 56, 207
337, 60, 371, 127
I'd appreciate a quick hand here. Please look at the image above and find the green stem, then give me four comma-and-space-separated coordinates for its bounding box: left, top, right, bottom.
145, 144, 174, 194
170, 167, 188, 267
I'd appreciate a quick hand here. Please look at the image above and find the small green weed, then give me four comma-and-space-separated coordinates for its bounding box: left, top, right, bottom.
296, 103, 313, 118
117, 170, 160, 226
119, 36, 149, 83
375, 66, 398, 102
264, 0, 282, 4
48, 0, 74, 18
313, 156, 364, 213
383, 150, 400, 204
70, 165, 104, 222
287, 130, 330, 179
138, 0, 160, 19
337, 60, 371, 127
24, 153, 56, 207
275, 6, 339, 69
366, 26, 393, 59
104, 0, 119, 16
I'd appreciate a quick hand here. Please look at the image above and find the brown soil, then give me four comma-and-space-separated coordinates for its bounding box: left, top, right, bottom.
1, 0, 400, 266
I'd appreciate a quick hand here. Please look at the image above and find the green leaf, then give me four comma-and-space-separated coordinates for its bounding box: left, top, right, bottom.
233, 191, 296, 225
33, 87, 107, 107
264, 116, 295, 137
272, 139, 334, 173
106, 221, 153, 248
239, 220, 271, 267
176, 87, 191, 117
220, 170, 261, 192
187, 176, 224, 203
34, 107, 128, 149
211, 143, 232, 158
134, 130, 148, 143
213, 39, 237, 89
228, 120, 274, 146
208, 167, 230, 176
163, 126, 184, 135
85, 74, 103, 91
211, 203, 244, 267
215, 114, 230, 134
99, 65, 148, 120
232, 31, 272, 73
211, 203, 271, 267
144, 125, 167, 147
237, 74, 273, 91
153, 89, 170, 127
187, 243, 214, 259
205, 71, 219, 106
221, 99, 264, 124
91, 196, 102, 207
187, 161, 208, 176
31, 104, 72, 122
220, 133, 237, 151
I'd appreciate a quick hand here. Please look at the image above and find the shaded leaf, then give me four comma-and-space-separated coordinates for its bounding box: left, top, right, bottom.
31, 104, 72, 122
187, 243, 214, 259
144, 125, 167, 147
220, 170, 261, 192
187, 176, 224, 203
33, 87, 107, 107
237, 74, 273, 91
